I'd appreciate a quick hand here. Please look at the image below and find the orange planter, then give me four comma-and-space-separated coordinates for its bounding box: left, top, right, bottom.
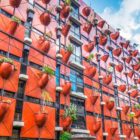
0, 101, 10, 121
82, 7, 91, 17
110, 127, 118, 136
103, 74, 112, 85
60, 4, 70, 19
90, 95, 98, 105
9, 0, 22, 8
41, 0, 51, 4
118, 84, 126, 92
125, 128, 132, 138
0, 62, 15, 79
34, 113, 47, 128
120, 41, 129, 49
135, 110, 140, 118
99, 35, 107, 46
125, 56, 132, 64
131, 64, 140, 71
137, 78, 140, 84
113, 48, 122, 57
127, 71, 134, 79
38, 73, 49, 89
130, 89, 138, 98
115, 64, 123, 72
97, 20, 105, 28
61, 81, 71, 96
83, 23, 92, 34
135, 128, 140, 138
131, 50, 138, 57
122, 106, 130, 114
110, 32, 119, 40
100, 54, 109, 62
84, 66, 96, 78
40, 12, 51, 26
62, 116, 72, 130
106, 101, 114, 111
84, 42, 95, 52
93, 120, 101, 133
7, 21, 19, 35
61, 24, 71, 37
60, 48, 72, 63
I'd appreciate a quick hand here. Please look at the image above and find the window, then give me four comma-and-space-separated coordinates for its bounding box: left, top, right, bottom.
70, 69, 84, 93
71, 2, 79, 19
70, 22, 80, 38
70, 41, 82, 63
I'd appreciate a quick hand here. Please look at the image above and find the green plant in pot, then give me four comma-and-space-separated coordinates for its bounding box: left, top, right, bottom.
128, 112, 135, 119
62, 104, 77, 130
87, 53, 94, 62
60, 131, 72, 140
38, 66, 54, 89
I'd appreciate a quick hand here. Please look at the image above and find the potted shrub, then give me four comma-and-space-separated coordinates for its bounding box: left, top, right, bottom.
60, 0, 72, 19
7, 16, 21, 35
113, 48, 122, 57
41, 0, 51, 4
100, 54, 109, 63
106, 97, 115, 111
93, 118, 101, 134
90, 92, 99, 105
84, 41, 95, 52
60, 131, 72, 140
60, 44, 74, 63
60, 81, 71, 96
134, 104, 140, 118
0, 57, 16, 79
61, 21, 71, 37
9, 0, 22, 8
110, 32, 119, 40
35, 91, 51, 127
115, 64, 123, 73
40, 11, 51, 26
38, 66, 54, 89
0, 100, 11, 121
99, 35, 107, 46
128, 112, 135, 120
97, 20, 105, 29
118, 84, 126, 92
82, 6, 91, 17
122, 105, 130, 114
62, 104, 77, 130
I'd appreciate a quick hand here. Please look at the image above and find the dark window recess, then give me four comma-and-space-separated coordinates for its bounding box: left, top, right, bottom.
26, 96, 40, 104
29, 62, 42, 70
4, 90, 15, 98
71, 2, 79, 19
70, 69, 84, 93
20, 64, 27, 74
11, 129, 20, 140
70, 22, 80, 39
0, 50, 7, 56
22, 49, 29, 64
71, 97, 86, 129
9, 54, 20, 61
24, 27, 31, 37
70, 41, 82, 63
17, 80, 26, 99
27, 9, 34, 23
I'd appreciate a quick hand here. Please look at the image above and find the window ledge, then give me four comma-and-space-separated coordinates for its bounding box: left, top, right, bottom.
103, 132, 108, 136
71, 134, 96, 139
71, 129, 90, 134
69, 34, 83, 46
55, 127, 63, 131
13, 121, 24, 127
119, 135, 126, 138
19, 74, 29, 81
70, 91, 87, 99
116, 107, 122, 111
69, 15, 81, 25
69, 61, 85, 70
24, 37, 32, 44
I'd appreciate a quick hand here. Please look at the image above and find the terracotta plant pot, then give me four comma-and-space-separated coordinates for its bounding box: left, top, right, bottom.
120, 41, 129, 49
135, 110, 140, 118
100, 54, 109, 62
103, 74, 112, 85
137, 78, 140, 84
84, 41, 95, 52
131, 50, 138, 57
0, 101, 10, 121
135, 128, 140, 138
115, 64, 123, 72
84, 66, 96, 78
97, 20, 105, 28
93, 120, 101, 133
110, 32, 119, 40
110, 127, 118, 136
60, 48, 72, 63
131, 64, 140, 71
0, 62, 14, 79
60, 4, 70, 19
130, 89, 138, 98
99, 35, 107, 46
113, 48, 122, 57
122, 106, 130, 114
40, 12, 51, 26
127, 71, 134, 79
34, 113, 47, 127
61, 81, 71, 96
7, 21, 19, 35
125, 56, 132, 64
125, 128, 132, 138
82, 7, 91, 17
106, 101, 114, 111
90, 95, 98, 105
118, 84, 126, 92
83, 23, 92, 34
41, 0, 51, 4
38, 73, 49, 89
37, 36, 50, 53
62, 116, 72, 130
61, 24, 71, 37
9, 0, 22, 8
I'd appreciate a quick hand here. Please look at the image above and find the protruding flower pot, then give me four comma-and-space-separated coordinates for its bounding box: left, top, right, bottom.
122, 105, 130, 114
97, 20, 105, 28
135, 128, 140, 138
62, 23, 71, 37
34, 113, 47, 127
106, 98, 115, 111
60, 4, 70, 19
113, 48, 122, 57
110, 127, 118, 136
103, 74, 112, 85
127, 71, 134, 79
99, 35, 107, 46
110, 32, 119, 40
37, 36, 50, 53
131, 50, 138, 57
130, 89, 138, 98
131, 64, 140, 71
135, 110, 140, 118
83, 23, 92, 34
115, 64, 123, 72
93, 120, 101, 133
38, 73, 49, 89
0, 101, 11, 121
9, 0, 22, 8
120, 41, 130, 49
90, 95, 99, 105
82, 7, 91, 17
84, 66, 96, 78
118, 84, 126, 92
61, 81, 71, 96
84, 42, 95, 52
101, 54, 109, 62
40, 12, 51, 26
41, 0, 51, 4
125, 128, 132, 138
62, 116, 72, 130
125, 56, 132, 64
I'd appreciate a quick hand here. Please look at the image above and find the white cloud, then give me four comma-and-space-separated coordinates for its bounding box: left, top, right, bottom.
100, 0, 140, 46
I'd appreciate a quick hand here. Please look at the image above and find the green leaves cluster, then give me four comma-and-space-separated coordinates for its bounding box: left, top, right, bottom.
42, 66, 55, 76
60, 132, 71, 140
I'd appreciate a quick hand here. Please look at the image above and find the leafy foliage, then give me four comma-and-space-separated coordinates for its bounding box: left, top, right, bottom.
11, 16, 21, 24
0, 57, 14, 65
60, 132, 72, 140
66, 44, 74, 53
42, 66, 54, 76
87, 53, 94, 62
134, 104, 140, 110
128, 112, 135, 119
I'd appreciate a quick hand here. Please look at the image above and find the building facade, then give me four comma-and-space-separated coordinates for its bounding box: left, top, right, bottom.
0, 0, 140, 139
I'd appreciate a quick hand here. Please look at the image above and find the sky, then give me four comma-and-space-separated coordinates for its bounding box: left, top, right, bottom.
84, 0, 140, 49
